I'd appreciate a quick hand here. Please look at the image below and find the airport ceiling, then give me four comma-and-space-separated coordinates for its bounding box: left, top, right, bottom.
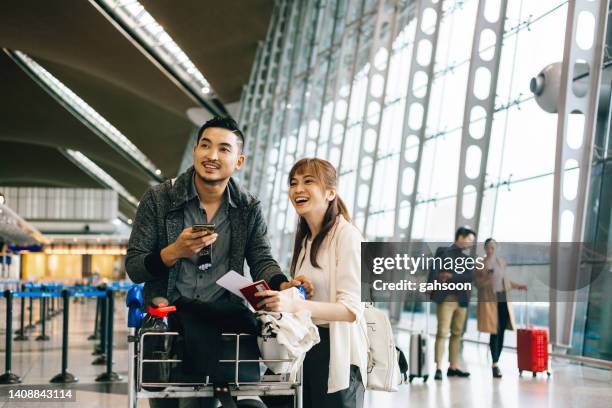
0, 0, 273, 218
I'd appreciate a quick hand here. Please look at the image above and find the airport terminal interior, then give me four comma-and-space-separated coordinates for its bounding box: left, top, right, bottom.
1, 0, 612, 407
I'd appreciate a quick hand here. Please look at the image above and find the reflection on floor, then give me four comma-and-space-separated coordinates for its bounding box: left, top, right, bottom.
0, 298, 610, 407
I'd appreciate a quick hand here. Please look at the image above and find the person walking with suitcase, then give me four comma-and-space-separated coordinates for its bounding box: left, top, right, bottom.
475, 238, 527, 378
429, 227, 476, 380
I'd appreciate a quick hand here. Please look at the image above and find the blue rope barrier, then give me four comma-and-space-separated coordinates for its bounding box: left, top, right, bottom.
19, 281, 135, 292
12, 291, 62, 298
68, 291, 106, 298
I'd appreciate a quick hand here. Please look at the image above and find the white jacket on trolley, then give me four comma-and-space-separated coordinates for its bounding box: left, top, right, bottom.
257, 296, 320, 379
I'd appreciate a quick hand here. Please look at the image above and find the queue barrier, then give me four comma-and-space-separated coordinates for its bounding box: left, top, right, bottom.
0, 284, 131, 385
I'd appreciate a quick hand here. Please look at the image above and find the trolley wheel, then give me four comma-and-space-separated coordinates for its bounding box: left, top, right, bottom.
409, 375, 414, 383
532, 372, 537, 378
519, 370, 523, 376
423, 375, 429, 382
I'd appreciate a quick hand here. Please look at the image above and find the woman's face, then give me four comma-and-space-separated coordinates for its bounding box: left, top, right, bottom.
485, 240, 497, 256
289, 172, 334, 219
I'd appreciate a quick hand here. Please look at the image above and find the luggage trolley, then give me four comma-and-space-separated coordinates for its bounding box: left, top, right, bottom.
126, 286, 302, 408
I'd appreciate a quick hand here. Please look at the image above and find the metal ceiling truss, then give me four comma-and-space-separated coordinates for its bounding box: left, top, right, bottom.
393, 0, 444, 241
5, 48, 165, 183
454, 0, 508, 233
549, 0, 610, 348
61, 149, 139, 208
90, 0, 228, 117
352, 0, 401, 233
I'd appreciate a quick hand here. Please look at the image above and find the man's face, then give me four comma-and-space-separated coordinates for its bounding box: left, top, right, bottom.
193, 127, 245, 184
456, 233, 475, 250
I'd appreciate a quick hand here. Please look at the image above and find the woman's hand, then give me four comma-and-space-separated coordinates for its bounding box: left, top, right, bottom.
254, 290, 298, 312
279, 275, 314, 299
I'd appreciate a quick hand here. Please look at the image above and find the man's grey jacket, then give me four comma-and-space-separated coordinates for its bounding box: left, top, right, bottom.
126, 166, 287, 307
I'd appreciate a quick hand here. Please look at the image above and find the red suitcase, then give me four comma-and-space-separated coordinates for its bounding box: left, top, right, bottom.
517, 327, 550, 377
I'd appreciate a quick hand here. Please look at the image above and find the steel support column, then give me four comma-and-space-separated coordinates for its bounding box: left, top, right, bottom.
394, 0, 444, 241
242, 4, 283, 187
266, 0, 322, 263
549, 0, 609, 348
454, 0, 508, 234
264, 0, 308, 226
254, 1, 304, 200
247, 1, 291, 193
351, 0, 401, 233
298, 0, 345, 159
239, 42, 264, 175
274, 0, 328, 267
324, 0, 369, 170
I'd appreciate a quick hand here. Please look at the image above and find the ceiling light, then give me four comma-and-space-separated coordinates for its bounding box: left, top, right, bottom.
93, 0, 221, 114
5, 49, 164, 183
63, 149, 139, 207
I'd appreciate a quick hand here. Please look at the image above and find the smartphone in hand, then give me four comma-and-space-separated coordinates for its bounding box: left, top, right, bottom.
192, 223, 215, 235
192, 224, 215, 269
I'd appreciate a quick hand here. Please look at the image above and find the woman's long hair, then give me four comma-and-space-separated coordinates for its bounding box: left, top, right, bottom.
288, 158, 351, 275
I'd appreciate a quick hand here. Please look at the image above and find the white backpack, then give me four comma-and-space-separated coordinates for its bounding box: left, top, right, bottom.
363, 304, 403, 391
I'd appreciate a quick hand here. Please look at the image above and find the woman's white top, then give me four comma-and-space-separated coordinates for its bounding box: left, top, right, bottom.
296, 239, 331, 326
485, 256, 505, 292
294, 216, 368, 393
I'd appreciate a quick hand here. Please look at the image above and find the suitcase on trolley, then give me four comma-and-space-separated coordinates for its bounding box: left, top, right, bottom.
517, 327, 550, 377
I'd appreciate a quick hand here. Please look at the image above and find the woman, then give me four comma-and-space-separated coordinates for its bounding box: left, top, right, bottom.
255, 158, 368, 408
475, 238, 527, 378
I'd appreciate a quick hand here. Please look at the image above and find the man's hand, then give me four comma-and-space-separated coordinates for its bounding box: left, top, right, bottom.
254, 290, 298, 312
160, 227, 218, 267
279, 275, 314, 299
438, 271, 453, 283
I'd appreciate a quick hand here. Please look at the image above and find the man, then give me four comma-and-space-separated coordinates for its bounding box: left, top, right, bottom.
126, 116, 310, 407
429, 227, 476, 380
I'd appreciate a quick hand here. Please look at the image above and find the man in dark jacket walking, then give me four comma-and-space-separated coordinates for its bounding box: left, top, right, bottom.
429, 227, 476, 381
126, 116, 306, 407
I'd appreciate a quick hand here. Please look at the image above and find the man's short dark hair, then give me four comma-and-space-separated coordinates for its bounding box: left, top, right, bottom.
196, 116, 245, 150
455, 226, 476, 241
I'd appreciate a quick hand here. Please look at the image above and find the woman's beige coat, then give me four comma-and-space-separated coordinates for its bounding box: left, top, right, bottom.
474, 258, 518, 334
